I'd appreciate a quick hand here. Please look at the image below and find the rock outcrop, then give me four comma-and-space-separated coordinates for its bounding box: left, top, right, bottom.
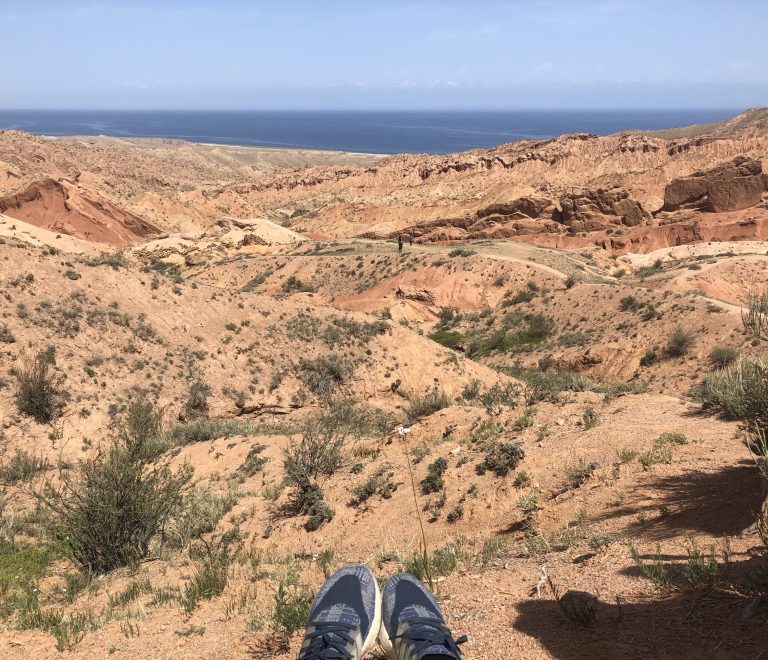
553, 188, 650, 230
0, 178, 159, 244
663, 157, 768, 213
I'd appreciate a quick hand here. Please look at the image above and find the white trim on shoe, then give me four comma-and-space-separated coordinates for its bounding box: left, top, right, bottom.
377, 608, 396, 659
362, 573, 383, 656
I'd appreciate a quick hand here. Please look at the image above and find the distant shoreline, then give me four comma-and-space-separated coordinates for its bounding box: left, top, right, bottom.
0, 109, 742, 155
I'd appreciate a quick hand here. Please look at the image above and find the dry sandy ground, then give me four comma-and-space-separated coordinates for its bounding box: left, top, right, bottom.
0, 114, 766, 659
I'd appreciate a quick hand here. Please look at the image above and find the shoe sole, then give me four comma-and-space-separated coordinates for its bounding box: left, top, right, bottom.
377, 603, 395, 659
362, 573, 383, 655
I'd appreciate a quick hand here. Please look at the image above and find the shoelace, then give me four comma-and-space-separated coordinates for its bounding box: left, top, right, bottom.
392, 616, 468, 657
297, 620, 358, 660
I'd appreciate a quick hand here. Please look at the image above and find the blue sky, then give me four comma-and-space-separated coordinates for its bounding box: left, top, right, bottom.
4, 0, 767, 109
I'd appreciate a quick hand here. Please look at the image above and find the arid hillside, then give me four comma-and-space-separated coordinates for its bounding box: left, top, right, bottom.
0, 111, 765, 659
1, 109, 768, 253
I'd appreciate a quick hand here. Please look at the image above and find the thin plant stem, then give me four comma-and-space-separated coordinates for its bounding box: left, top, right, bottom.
400, 430, 435, 592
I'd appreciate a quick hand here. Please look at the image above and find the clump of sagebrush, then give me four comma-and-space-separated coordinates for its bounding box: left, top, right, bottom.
564, 458, 599, 489
695, 358, 768, 431
405, 389, 452, 423
0, 449, 49, 485
183, 377, 211, 419
666, 326, 695, 357
709, 345, 739, 368
477, 442, 525, 477
582, 406, 600, 429
36, 408, 192, 574
420, 458, 448, 495
283, 411, 348, 530
742, 286, 768, 342
296, 354, 354, 398
14, 351, 62, 423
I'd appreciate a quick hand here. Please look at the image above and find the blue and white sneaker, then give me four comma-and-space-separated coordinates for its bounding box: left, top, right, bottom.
298, 564, 381, 660
379, 573, 466, 660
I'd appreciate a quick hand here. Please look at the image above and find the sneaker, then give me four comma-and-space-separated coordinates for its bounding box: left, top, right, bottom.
298, 563, 381, 660
379, 573, 467, 660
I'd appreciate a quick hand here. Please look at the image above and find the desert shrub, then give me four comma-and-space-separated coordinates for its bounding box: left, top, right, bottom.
582, 406, 600, 429
0, 449, 49, 485
428, 330, 463, 349
640, 348, 659, 367
477, 442, 525, 477
0, 324, 15, 343
84, 251, 126, 270
478, 382, 519, 412
446, 504, 464, 523
282, 276, 315, 294
168, 419, 255, 445
557, 332, 589, 348
467, 314, 555, 357
564, 274, 578, 289
181, 540, 231, 613
14, 352, 62, 423
695, 358, 768, 431
448, 248, 475, 258
165, 487, 239, 549
238, 443, 268, 477
461, 379, 482, 401
619, 295, 641, 311
272, 581, 314, 644
564, 459, 599, 489
742, 286, 768, 341
405, 544, 458, 580
283, 425, 345, 496
506, 289, 536, 305
636, 259, 664, 278
183, 378, 211, 419
405, 389, 452, 422
352, 473, 397, 505
709, 345, 739, 368
297, 355, 353, 398
121, 396, 170, 460
318, 398, 396, 437
516, 492, 540, 517
666, 326, 695, 357
420, 457, 448, 494
37, 418, 192, 574
283, 414, 346, 529
240, 270, 273, 292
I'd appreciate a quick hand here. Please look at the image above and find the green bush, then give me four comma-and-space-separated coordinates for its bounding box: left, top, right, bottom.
564, 459, 599, 489
695, 358, 768, 431
168, 419, 255, 445
709, 345, 739, 368
428, 330, 463, 349
0, 324, 15, 343
38, 418, 192, 574
297, 355, 353, 398
183, 378, 211, 419
14, 352, 62, 423
181, 541, 231, 613
666, 326, 695, 357
448, 248, 475, 258
477, 442, 525, 477
282, 276, 315, 294
405, 390, 452, 423
420, 458, 448, 494
0, 449, 49, 485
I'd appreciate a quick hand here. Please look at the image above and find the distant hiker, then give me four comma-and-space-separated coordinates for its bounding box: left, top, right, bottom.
408, 232, 414, 246
397, 235, 403, 252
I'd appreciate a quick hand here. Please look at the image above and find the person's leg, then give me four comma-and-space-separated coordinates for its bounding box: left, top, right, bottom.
379, 574, 466, 659
297, 564, 381, 660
